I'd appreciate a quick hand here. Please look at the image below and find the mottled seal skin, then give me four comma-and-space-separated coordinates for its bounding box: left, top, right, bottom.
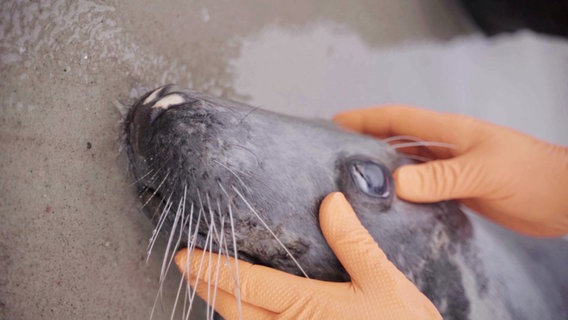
124, 85, 568, 320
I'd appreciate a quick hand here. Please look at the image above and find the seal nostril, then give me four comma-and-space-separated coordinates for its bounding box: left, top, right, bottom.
146, 93, 196, 125
149, 108, 166, 124
349, 159, 392, 198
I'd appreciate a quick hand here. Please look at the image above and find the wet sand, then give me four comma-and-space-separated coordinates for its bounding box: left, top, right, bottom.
1, 1, 566, 319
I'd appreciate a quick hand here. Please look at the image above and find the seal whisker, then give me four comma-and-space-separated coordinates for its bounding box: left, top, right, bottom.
213, 159, 253, 194
209, 214, 225, 320
129, 168, 156, 187
204, 194, 226, 320
214, 159, 273, 199
225, 203, 243, 320
147, 191, 174, 262
233, 144, 261, 168
159, 186, 189, 289
391, 141, 457, 150
205, 215, 215, 320
187, 214, 213, 320
183, 203, 203, 320
217, 183, 243, 318
383, 135, 427, 143
196, 190, 211, 229
150, 195, 186, 319
237, 105, 261, 125
133, 148, 170, 192
170, 212, 192, 320
205, 194, 222, 251
141, 171, 171, 209
232, 185, 310, 279
134, 161, 170, 191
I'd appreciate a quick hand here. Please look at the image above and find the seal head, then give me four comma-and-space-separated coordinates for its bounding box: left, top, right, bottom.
124, 85, 478, 318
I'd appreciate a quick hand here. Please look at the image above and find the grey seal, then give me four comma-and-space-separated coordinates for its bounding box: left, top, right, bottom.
123, 85, 568, 320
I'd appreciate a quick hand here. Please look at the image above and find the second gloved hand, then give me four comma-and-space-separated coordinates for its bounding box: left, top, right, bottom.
334, 106, 568, 237
175, 192, 441, 320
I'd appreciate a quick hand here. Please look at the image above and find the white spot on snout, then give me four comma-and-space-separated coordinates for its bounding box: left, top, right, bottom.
143, 86, 165, 105
152, 94, 186, 110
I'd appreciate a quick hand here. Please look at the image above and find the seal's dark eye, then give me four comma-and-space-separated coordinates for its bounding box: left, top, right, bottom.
349, 159, 391, 198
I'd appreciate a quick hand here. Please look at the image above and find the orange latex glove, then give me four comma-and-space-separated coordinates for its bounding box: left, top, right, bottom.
334, 106, 568, 237
175, 192, 442, 320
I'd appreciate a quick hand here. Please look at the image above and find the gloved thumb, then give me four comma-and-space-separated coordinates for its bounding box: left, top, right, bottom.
394, 157, 484, 203
319, 192, 391, 286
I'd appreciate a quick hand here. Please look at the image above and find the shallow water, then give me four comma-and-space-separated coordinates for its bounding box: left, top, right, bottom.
1, 0, 566, 319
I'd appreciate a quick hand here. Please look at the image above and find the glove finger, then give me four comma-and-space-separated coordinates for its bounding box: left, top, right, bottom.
394, 155, 486, 202
318, 192, 395, 287
333, 106, 482, 155
175, 248, 335, 313
319, 193, 443, 319
190, 276, 276, 320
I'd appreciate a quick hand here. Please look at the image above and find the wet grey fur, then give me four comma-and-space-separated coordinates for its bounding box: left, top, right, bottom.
124, 85, 568, 320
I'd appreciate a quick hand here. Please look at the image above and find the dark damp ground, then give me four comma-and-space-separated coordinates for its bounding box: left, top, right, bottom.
1, 1, 567, 319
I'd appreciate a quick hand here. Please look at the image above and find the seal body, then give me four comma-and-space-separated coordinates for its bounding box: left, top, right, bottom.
124, 85, 568, 320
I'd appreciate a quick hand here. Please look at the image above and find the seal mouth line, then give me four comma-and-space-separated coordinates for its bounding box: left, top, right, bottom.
232, 185, 311, 279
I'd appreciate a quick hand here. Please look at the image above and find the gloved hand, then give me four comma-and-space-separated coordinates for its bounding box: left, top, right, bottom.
334, 106, 568, 237
175, 192, 442, 320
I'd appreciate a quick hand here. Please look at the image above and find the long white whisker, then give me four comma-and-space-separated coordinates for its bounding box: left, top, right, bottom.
217, 183, 243, 319
206, 215, 214, 320
183, 206, 212, 320
147, 191, 174, 262
210, 215, 225, 320
159, 187, 190, 318
149, 193, 183, 320
142, 171, 170, 208
136, 161, 170, 192
226, 204, 243, 320
391, 141, 457, 150
206, 194, 222, 250
184, 203, 202, 320
213, 160, 252, 193
130, 168, 156, 187
148, 196, 172, 320
383, 135, 424, 143
159, 197, 184, 287
232, 185, 310, 279
171, 209, 192, 320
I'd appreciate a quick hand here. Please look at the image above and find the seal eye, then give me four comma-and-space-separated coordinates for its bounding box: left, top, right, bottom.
349, 159, 391, 198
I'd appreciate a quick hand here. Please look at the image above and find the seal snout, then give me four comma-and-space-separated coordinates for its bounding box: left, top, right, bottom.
126, 85, 201, 155
133, 85, 190, 127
